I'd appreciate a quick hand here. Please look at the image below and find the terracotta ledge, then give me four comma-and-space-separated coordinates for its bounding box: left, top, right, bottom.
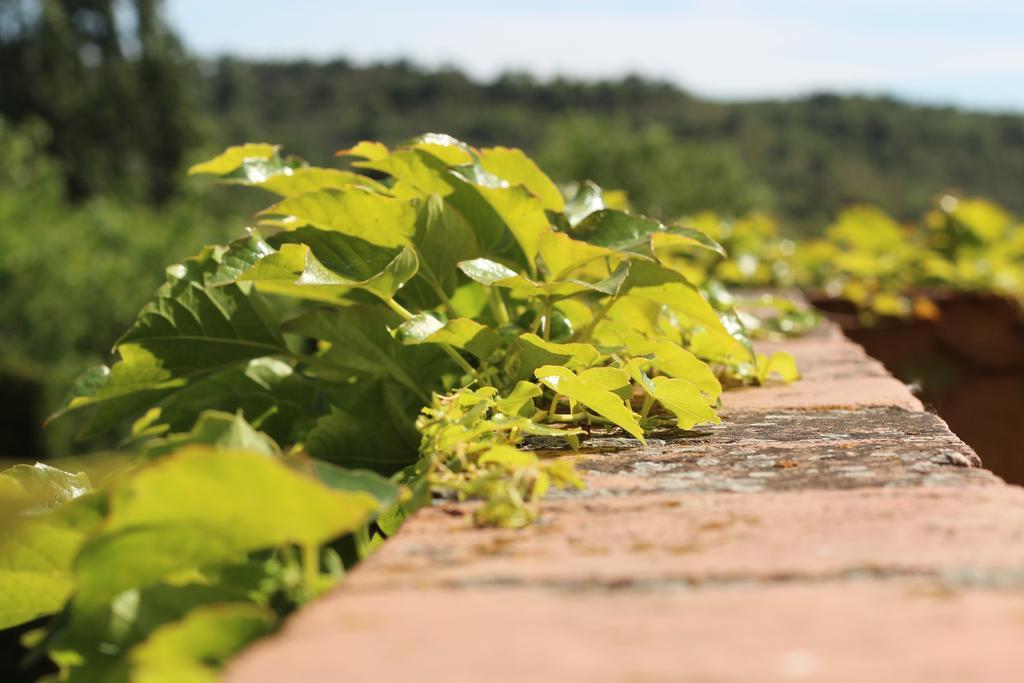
226, 321, 1022, 683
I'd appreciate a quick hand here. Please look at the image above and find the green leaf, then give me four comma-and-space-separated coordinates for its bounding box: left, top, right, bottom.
74, 447, 381, 602
479, 146, 565, 212
261, 187, 418, 248
127, 603, 275, 683
269, 227, 416, 297
256, 167, 386, 196
472, 184, 550, 275
51, 351, 186, 439
628, 338, 722, 400
514, 333, 601, 381
292, 458, 401, 508
756, 351, 800, 384
0, 462, 91, 510
403, 194, 480, 308
395, 314, 501, 360
141, 411, 280, 460
494, 381, 542, 417
304, 387, 420, 475
239, 241, 418, 302
563, 180, 607, 227
336, 140, 389, 161
50, 561, 281, 680
404, 133, 476, 166
457, 257, 626, 299
286, 306, 447, 399
577, 366, 632, 400
188, 144, 280, 176
360, 148, 545, 272
351, 148, 456, 197
624, 358, 658, 395
651, 376, 721, 430
51, 243, 292, 436
621, 260, 752, 364
538, 230, 622, 282
138, 358, 316, 446
534, 366, 645, 443
572, 209, 726, 259
117, 249, 288, 378
457, 257, 519, 285
0, 492, 104, 629
478, 444, 539, 468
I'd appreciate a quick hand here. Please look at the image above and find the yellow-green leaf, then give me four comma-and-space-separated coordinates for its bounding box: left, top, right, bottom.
651, 376, 720, 430
261, 187, 417, 248
256, 167, 386, 196
74, 447, 382, 602
480, 146, 565, 212
534, 366, 645, 443
188, 144, 279, 176
756, 352, 800, 384
629, 338, 722, 400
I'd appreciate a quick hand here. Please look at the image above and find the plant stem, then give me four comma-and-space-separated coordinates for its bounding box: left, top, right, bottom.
547, 411, 586, 422
302, 543, 319, 595
640, 393, 655, 420
547, 394, 560, 420
383, 297, 416, 320
490, 287, 511, 325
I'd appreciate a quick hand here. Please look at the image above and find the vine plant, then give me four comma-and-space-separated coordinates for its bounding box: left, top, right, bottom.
0, 134, 797, 681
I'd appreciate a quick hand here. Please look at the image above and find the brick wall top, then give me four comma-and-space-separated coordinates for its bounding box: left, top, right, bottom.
226, 321, 1024, 683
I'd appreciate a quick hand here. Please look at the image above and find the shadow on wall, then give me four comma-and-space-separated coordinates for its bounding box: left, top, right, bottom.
813, 294, 1024, 486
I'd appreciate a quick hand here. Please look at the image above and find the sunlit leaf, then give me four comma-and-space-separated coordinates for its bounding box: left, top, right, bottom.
494, 381, 542, 417
239, 240, 418, 302
405, 132, 476, 166
577, 366, 632, 400
628, 338, 721, 400
141, 411, 279, 460
74, 447, 381, 602
572, 209, 726, 259
261, 187, 418, 248
0, 491, 104, 629
188, 144, 280, 176
651, 376, 720, 430
756, 351, 800, 384
472, 184, 550, 275
256, 167, 387, 196
395, 314, 501, 360
127, 603, 275, 683
514, 333, 601, 381
480, 146, 565, 212
622, 260, 753, 364
457, 257, 626, 299
534, 366, 645, 443
562, 180, 606, 226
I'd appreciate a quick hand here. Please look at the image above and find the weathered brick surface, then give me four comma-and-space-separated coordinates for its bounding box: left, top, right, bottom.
226, 584, 1023, 683
226, 321, 1024, 682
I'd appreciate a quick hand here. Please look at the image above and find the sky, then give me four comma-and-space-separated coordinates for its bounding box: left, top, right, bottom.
167, 0, 1024, 112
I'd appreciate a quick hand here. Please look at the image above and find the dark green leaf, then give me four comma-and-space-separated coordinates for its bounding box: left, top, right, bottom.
572, 209, 726, 259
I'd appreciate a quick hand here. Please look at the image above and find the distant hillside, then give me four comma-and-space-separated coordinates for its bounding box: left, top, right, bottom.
199, 58, 1024, 231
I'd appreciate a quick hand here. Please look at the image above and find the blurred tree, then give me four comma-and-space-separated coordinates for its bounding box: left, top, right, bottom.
0, 0, 197, 202
537, 115, 774, 219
